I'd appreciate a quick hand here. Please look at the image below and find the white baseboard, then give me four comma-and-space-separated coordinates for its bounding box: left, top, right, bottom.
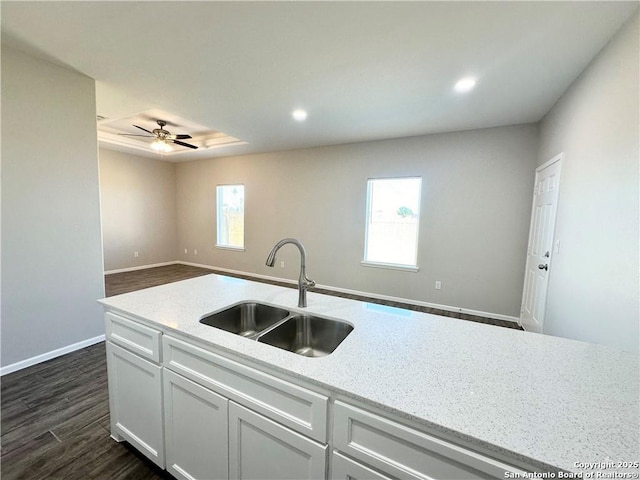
105, 261, 178, 275
0, 334, 106, 376
177, 261, 521, 324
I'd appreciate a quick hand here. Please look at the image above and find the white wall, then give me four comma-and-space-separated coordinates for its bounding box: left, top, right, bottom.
100, 148, 177, 272
537, 13, 639, 351
176, 124, 539, 318
1, 47, 105, 369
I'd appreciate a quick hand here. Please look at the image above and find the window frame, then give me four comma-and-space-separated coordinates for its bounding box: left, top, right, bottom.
215, 183, 246, 251
361, 176, 422, 272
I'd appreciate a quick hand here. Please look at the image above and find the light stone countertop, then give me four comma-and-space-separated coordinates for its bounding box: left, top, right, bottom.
98, 273, 639, 474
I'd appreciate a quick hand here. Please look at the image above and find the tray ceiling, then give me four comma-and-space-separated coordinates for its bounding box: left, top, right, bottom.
97, 109, 246, 159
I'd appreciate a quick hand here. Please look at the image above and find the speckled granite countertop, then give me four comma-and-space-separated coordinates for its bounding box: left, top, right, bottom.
98, 273, 639, 473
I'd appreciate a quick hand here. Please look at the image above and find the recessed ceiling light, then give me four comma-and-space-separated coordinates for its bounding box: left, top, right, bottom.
292, 109, 308, 121
454, 77, 477, 93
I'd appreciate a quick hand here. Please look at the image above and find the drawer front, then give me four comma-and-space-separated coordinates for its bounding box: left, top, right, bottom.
332, 451, 394, 480
334, 401, 526, 480
163, 335, 328, 442
105, 312, 162, 363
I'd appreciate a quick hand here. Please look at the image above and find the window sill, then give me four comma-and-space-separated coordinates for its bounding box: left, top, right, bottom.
215, 245, 245, 252
360, 261, 419, 272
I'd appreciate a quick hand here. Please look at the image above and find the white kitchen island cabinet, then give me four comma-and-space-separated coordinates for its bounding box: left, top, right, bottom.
162, 333, 329, 479
163, 368, 229, 480
105, 311, 525, 480
105, 311, 165, 468
163, 362, 327, 480
162, 334, 328, 443
99, 273, 639, 478
228, 402, 327, 480
106, 341, 164, 468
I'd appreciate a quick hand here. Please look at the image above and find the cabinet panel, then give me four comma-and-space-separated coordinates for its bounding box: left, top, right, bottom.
106, 312, 162, 362
334, 401, 524, 480
163, 335, 328, 442
164, 369, 229, 480
332, 451, 394, 480
106, 341, 164, 468
229, 402, 327, 480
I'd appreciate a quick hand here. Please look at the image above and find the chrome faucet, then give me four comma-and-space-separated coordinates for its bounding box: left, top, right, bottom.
265, 238, 316, 308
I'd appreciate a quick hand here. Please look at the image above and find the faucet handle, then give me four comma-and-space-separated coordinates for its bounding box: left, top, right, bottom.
304, 275, 316, 288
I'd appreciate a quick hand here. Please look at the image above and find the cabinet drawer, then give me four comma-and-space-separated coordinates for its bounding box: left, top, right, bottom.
334, 401, 526, 480
163, 335, 328, 443
105, 312, 162, 363
332, 451, 393, 480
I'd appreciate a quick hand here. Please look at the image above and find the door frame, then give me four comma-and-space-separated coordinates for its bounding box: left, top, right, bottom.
520, 153, 563, 332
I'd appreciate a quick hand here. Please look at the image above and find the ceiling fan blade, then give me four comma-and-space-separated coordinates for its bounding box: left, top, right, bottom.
117, 133, 153, 137
165, 134, 192, 140
171, 139, 198, 149
133, 125, 153, 134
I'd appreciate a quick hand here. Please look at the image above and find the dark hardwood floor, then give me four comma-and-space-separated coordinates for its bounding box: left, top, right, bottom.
2, 263, 522, 479
105, 263, 213, 297
0, 342, 172, 479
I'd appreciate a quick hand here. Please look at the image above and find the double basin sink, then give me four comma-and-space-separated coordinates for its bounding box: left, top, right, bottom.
200, 302, 353, 357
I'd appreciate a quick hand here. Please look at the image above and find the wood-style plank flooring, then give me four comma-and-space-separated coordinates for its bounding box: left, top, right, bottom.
0, 343, 172, 479
104, 264, 213, 297
2, 263, 522, 479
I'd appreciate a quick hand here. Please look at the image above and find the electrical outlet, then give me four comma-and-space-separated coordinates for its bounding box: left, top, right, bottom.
134, 251, 139, 258
280, 261, 285, 268
184, 248, 188, 254
194, 249, 198, 255
435, 281, 442, 290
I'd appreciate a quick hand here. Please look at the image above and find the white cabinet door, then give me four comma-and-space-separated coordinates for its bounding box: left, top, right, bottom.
164, 369, 229, 480
332, 451, 393, 480
106, 341, 164, 468
228, 401, 327, 480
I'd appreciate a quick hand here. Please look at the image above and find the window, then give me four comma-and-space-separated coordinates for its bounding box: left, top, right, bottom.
363, 177, 421, 270
216, 184, 245, 249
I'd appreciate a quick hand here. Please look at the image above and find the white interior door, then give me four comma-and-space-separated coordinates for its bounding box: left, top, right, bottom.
521, 154, 562, 333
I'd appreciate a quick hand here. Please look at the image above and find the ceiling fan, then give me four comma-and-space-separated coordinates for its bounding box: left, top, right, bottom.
118, 120, 198, 150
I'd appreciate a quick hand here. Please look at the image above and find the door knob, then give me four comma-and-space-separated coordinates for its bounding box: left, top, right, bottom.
538, 264, 548, 271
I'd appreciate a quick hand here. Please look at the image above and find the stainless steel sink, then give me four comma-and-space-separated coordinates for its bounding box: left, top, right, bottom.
257, 314, 353, 357
200, 302, 290, 338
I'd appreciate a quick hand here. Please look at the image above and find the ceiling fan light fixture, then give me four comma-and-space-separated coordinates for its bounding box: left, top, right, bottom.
151, 138, 172, 153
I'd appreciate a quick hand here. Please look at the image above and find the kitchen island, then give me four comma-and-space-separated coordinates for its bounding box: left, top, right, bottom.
99, 273, 639, 479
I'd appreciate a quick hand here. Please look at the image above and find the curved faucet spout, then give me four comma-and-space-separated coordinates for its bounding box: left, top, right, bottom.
265, 238, 307, 267
265, 238, 315, 307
